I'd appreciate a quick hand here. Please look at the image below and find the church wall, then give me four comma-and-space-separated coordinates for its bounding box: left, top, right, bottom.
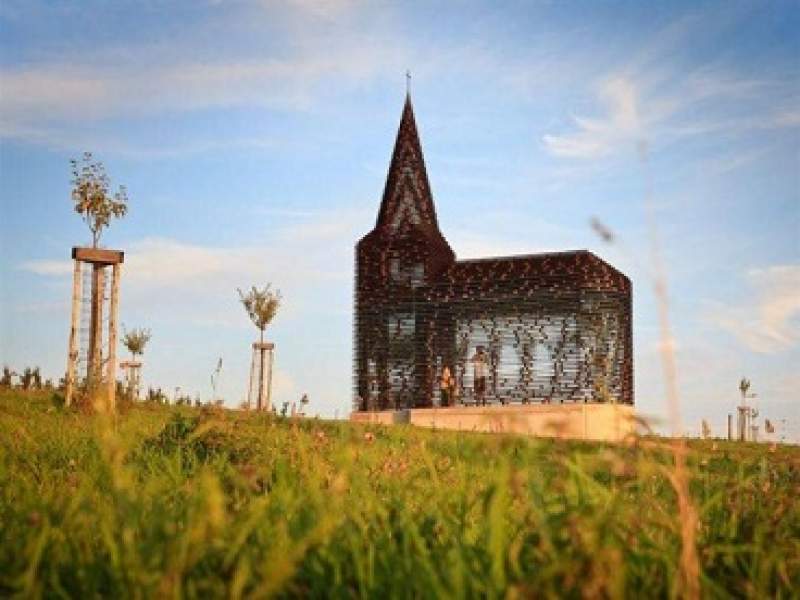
353, 95, 633, 414
354, 280, 632, 410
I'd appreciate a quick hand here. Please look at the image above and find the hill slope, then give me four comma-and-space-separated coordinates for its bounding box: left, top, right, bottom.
1, 390, 798, 597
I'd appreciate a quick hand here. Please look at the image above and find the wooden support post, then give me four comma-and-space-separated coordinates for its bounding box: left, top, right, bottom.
248, 342, 275, 411
66, 247, 124, 411
88, 264, 106, 383
258, 345, 265, 411
133, 363, 141, 400
106, 263, 121, 412
247, 348, 255, 410
267, 345, 274, 411
65, 260, 82, 407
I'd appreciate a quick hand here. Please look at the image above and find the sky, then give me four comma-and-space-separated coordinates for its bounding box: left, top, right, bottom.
1, 0, 798, 440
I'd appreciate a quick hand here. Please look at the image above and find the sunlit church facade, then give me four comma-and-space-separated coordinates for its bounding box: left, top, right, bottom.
354, 95, 633, 412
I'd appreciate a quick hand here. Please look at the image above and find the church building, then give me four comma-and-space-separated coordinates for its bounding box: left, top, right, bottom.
354, 94, 633, 412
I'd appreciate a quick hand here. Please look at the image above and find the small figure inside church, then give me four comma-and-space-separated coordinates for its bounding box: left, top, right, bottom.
440, 365, 454, 407
471, 347, 488, 406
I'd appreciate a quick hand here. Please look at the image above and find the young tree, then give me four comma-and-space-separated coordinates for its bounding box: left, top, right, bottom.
0, 367, 15, 388
146, 387, 167, 404
739, 377, 751, 403
121, 327, 151, 401
31, 367, 42, 389
237, 285, 281, 343
122, 327, 152, 360
20, 367, 33, 390
70, 152, 128, 247
238, 285, 281, 411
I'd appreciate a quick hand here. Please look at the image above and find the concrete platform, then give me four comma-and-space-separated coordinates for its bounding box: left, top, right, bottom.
350, 403, 636, 442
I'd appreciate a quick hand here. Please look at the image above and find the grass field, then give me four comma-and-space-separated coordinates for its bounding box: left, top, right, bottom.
1, 389, 798, 598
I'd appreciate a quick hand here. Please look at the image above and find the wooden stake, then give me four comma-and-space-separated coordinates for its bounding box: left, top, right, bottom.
258, 346, 266, 411
65, 260, 82, 407
106, 263, 121, 412
247, 347, 255, 410
88, 264, 106, 383
267, 345, 274, 410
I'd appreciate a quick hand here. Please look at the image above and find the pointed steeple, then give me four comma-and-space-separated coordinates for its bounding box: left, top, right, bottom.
375, 94, 439, 231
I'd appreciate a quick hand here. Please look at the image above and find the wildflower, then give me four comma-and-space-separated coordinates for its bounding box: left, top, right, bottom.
364, 432, 375, 443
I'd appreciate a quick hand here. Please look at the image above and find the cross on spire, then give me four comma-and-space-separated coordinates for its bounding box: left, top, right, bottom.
405, 70, 411, 95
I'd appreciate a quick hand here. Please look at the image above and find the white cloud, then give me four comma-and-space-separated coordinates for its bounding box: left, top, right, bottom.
281, 0, 358, 19
709, 265, 800, 353
447, 229, 537, 261
541, 68, 791, 161
446, 216, 581, 260
277, 207, 371, 244
0, 56, 359, 126
543, 77, 642, 159
19, 206, 371, 297
272, 368, 297, 402
20, 239, 252, 288
541, 10, 798, 163
19, 259, 73, 276
0, 2, 408, 150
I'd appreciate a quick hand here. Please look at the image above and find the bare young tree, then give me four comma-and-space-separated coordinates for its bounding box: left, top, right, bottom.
70, 152, 128, 248
122, 327, 152, 360
238, 285, 281, 411
739, 377, 751, 402
237, 285, 281, 343
0, 366, 16, 388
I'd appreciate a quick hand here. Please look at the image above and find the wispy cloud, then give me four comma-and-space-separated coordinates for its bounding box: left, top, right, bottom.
19, 259, 73, 276
541, 8, 798, 162
709, 265, 800, 353
543, 77, 642, 159
0, 54, 379, 124
0, 0, 407, 151
19, 206, 371, 298
541, 68, 796, 161
280, 0, 359, 19
21, 238, 332, 292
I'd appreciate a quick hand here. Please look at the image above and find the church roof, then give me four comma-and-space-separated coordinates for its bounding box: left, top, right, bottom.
443, 250, 630, 293
375, 94, 439, 230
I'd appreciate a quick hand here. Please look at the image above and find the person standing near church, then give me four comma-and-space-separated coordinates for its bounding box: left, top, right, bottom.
440, 365, 454, 407
471, 346, 488, 406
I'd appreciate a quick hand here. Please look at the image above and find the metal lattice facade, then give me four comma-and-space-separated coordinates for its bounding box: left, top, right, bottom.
354, 96, 633, 411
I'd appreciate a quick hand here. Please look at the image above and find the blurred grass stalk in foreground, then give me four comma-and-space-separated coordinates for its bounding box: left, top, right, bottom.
0, 389, 797, 597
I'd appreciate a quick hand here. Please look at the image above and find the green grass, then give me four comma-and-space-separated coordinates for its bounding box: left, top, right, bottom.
1, 389, 798, 598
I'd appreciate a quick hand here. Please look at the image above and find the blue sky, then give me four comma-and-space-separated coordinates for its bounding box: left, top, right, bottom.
1, 1, 798, 439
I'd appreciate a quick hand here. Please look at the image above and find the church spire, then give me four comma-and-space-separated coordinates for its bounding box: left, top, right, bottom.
375, 93, 439, 231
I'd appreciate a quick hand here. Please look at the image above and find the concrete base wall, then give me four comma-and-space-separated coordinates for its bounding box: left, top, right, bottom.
351, 403, 636, 442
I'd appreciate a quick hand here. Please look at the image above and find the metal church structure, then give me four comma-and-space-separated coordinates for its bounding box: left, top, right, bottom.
354, 94, 633, 412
